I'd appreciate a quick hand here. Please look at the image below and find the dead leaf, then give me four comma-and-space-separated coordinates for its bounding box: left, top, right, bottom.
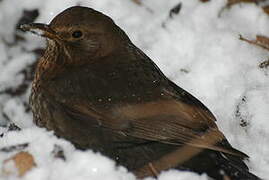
226, 0, 264, 8
132, 0, 142, 5
2, 151, 36, 177
219, 0, 265, 16
263, 5, 269, 15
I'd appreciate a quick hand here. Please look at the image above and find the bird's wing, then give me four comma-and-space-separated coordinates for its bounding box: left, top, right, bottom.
60, 80, 247, 158
49, 46, 246, 158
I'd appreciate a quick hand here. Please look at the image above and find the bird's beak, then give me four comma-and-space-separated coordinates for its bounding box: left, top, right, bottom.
20, 23, 59, 40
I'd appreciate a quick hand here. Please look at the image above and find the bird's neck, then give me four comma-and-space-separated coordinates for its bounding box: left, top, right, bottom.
32, 41, 67, 89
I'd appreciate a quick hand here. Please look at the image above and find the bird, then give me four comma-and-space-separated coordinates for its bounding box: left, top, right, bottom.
21, 6, 260, 180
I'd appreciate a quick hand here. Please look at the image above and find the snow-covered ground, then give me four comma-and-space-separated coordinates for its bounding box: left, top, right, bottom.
0, 0, 269, 179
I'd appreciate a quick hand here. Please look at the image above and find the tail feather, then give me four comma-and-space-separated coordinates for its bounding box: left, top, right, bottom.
219, 153, 260, 180
177, 148, 260, 180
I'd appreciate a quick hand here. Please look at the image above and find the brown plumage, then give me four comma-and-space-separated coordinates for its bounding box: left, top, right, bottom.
21, 6, 259, 180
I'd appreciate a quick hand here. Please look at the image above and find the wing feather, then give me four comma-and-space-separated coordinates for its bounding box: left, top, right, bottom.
62, 92, 247, 158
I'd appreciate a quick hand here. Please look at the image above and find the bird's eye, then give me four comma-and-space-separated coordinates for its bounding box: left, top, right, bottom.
72, 30, 83, 38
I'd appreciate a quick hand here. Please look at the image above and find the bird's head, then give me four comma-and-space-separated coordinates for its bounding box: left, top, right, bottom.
21, 6, 130, 63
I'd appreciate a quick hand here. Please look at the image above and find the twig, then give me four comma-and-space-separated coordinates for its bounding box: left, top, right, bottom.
239, 34, 269, 51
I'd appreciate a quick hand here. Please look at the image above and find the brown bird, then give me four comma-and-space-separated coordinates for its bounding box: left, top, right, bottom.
21, 6, 259, 180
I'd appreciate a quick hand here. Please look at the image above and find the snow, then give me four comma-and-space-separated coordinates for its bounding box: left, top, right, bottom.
0, 0, 269, 179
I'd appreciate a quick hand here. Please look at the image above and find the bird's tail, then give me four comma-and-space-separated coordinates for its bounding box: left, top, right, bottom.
219, 153, 260, 180
178, 147, 260, 180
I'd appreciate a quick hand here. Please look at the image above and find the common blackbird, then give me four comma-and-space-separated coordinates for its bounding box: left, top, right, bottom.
21, 6, 260, 180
